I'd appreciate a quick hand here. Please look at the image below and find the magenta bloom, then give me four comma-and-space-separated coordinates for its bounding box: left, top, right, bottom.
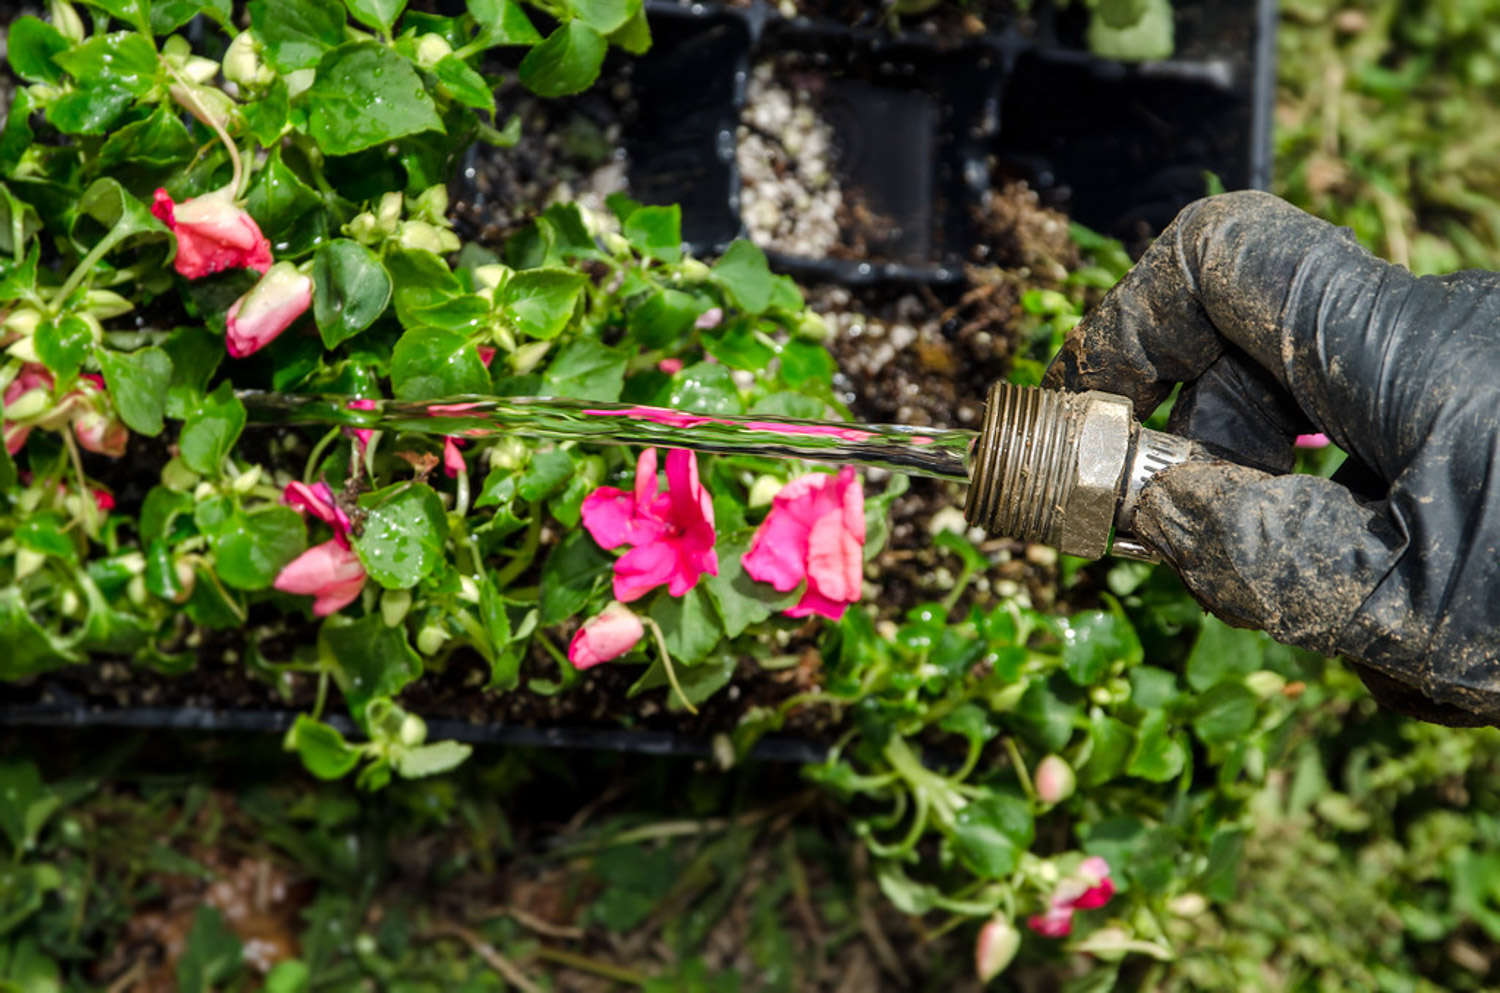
742, 467, 865, 620
581, 448, 718, 602
443, 436, 466, 478
1026, 856, 1116, 938
568, 601, 645, 669
276, 480, 366, 616
274, 540, 367, 616
347, 398, 377, 455
1295, 433, 1330, 449
226, 262, 313, 358
151, 188, 273, 279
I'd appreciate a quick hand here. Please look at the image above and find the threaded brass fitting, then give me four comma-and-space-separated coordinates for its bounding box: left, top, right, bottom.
963, 382, 1194, 560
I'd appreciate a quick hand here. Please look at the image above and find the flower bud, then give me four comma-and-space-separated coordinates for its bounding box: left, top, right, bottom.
161, 457, 198, 492
14, 546, 45, 581
226, 261, 313, 359
169, 81, 235, 131
83, 289, 134, 319
4, 387, 50, 422
180, 54, 220, 85
173, 558, 197, 603
377, 192, 403, 233
975, 917, 1020, 983
1034, 755, 1076, 806
602, 232, 631, 257
748, 474, 784, 508
284, 68, 316, 98
345, 211, 381, 246
414, 33, 453, 68
397, 219, 459, 255
47, 0, 84, 42
72, 409, 128, 457
398, 712, 427, 747
416, 624, 449, 655
223, 32, 275, 89
59, 588, 81, 617
230, 464, 262, 493
1244, 670, 1286, 699
677, 258, 711, 283
458, 575, 480, 603
127, 573, 148, 606
6, 335, 40, 364
3, 307, 43, 338
795, 311, 830, 341
472, 263, 512, 296
487, 436, 529, 471
193, 481, 217, 502
412, 184, 449, 223
511, 340, 551, 375
380, 589, 411, 627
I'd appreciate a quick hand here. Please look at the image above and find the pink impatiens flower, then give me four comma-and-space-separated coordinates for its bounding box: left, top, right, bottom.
568, 601, 645, 669
1295, 433, 1330, 449
226, 261, 313, 358
443, 436, 466, 478
742, 467, 865, 621
1026, 856, 1116, 938
3, 364, 53, 455
151, 188, 273, 279
580, 447, 718, 602
274, 480, 367, 616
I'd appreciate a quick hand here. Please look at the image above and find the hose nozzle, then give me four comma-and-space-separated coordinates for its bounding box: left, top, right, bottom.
963, 382, 1193, 561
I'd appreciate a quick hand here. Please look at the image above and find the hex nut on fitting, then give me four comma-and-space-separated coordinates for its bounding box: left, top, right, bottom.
1058, 391, 1133, 559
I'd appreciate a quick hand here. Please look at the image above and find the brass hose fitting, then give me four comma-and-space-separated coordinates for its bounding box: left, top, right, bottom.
963, 382, 1195, 560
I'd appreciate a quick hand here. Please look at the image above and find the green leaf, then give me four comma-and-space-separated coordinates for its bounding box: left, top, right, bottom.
568, 0, 637, 33
702, 320, 774, 371
543, 339, 627, 402
779, 340, 834, 388
623, 204, 681, 262
1126, 711, 1186, 782
0, 589, 79, 678
0, 761, 58, 855
306, 43, 444, 156
467, 0, 542, 46
244, 77, 291, 147
433, 54, 495, 111
1015, 676, 1080, 752
250, 0, 346, 71
712, 240, 774, 314
72, 177, 172, 265
80, 0, 151, 33
1087, 0, 1173, 60
0, 205, 41, 282
177, 906, 243, 993
16, 512, 79, 565
345, 0, 406, 33
951, 792, 1034, 879
312, 239, 392, 347
390, 328, 491, 399
627, 288, 700, 349
263, 961, 310, 993
647, 586, 721, 664
502, 267, 587, 340
668, 361, 741, 415
704, 537, 798, 637
394, 740, 472, 778
1191, 682, 1259, 745
1061, 610, 1141, 686
54, 32, 158, 96
7, 16, 69, 85
35, 315, 92, 385
319, 614, 422, 714
179, 382, 246, 477
1185, 614, 1265, 691
96, 345, 172, 436
197, 498, 306, 590
151, 0, 234, 33
286, 715, 362, 780
162, 327, 221, 419
1079, 713, 1134, 788
97, 107, 196, 173
45, 83, 134, 135
518, 21, 607, 98
244, 146, 326, 258
607, 5, 651, 54
540, 529, 611, 624
354, 483, 448, 589
518, 449, 573, 501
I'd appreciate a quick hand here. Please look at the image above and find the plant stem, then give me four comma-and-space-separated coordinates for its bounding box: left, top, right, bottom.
532, 946, 647, 987
492, 504, 542, 587
643, 616, 697, 715
50, 234, 119, 312
1003, 737, 1036, 802
302, 427, 342, 485
162, 59, 244, 198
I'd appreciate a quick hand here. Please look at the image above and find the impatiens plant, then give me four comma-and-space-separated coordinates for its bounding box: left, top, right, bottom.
0, 0, 1343, 984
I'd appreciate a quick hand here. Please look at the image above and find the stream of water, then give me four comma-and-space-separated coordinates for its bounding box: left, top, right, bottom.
238, 392, 976, 482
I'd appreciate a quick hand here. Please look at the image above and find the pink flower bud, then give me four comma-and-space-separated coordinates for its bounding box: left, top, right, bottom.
282, 481, 352, 543
226, 261, 313, 358
1034, 755, 1076, 805
72, 409, 128, 457
1295, 433, 1330, 449
657, 357, 684, 374
273, 539, 367, 616
151, 188, 272, 279
443, 436, 466, 478
975, 917, 1020, 983
567, 601, 644, 669
694, 307, 723, 330
1027, 906, 1073, 938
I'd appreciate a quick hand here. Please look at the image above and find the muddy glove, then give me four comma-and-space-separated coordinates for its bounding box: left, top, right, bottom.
1044, 190, 1500, 727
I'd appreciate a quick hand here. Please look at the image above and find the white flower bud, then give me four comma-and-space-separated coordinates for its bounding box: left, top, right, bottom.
230, 465, 262, 493
416, 624, 449, 655
223, 32, 274, 89
345, 211, 381, 245
677, 258, 711, 282
193, 481, 216, 502
472, 263, 512, 295
398, 712, 427, 747
14, 546, 45, 580
127, 574, 148, 606
284, 68, 316, 98
47, 0, 84, 43
458, 575, 480, 603
182, 55, 220, 85
748, 474, 784, 508
414, 33, 453, 69
376, 192, 403, 233
413, 184, 449, 222
6, 336, 40, 364
380, 589, 411, 627
974, 917, 1020, 983
397, 220, 458, 255
83, 289, 134, 319
3, 388, 50, 422
510, 340, 551, 375
3, 308, 42, 337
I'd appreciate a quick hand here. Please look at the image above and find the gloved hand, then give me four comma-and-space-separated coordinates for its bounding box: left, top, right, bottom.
1044, 190, 1500, 726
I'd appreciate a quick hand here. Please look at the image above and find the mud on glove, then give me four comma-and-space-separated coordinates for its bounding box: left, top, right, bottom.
1044, 190, 1500, 726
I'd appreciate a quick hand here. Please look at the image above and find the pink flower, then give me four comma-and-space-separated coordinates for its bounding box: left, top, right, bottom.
274, 539, 367, 616
283, 481, 352, 544
1295, 433, 1330, 449
72, 409, 129, 456
742, 467, 865, 620
1026, 856, 1115, 938
568, 601, 644, 669
581, 448, 718, 602
694, 307, 723, 330
151, 188, 273, 279
443, 436, 466, 477
3, 364, 53, 455
93, 488, 115, 512
657, 357, 684, 374
975, 917, 1020, 982
1034, 755, 1076, 805
477, 345, 497, 367
347, 398, 377, 455
226, 261, 313, 358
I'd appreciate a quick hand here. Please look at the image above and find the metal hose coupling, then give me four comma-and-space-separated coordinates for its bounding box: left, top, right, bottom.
963, 382, 1195, 561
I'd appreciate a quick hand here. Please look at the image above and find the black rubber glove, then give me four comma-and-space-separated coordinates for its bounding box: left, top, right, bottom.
1044, 190, 1500, 727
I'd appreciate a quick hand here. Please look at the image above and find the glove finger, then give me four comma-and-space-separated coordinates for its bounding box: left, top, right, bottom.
1134, 459, 1406, 668
1165, 348, 1314, 475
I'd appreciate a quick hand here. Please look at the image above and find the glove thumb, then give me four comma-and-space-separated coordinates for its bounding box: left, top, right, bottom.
1133, 461, 1403, 657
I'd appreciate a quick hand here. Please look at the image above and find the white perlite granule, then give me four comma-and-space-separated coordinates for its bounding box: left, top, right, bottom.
736, 62, 843, 257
